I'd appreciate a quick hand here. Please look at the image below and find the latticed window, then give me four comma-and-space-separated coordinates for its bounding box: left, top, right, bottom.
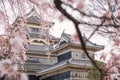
31, 27, 39, 32
81, 53, 86, 58
29, 57, 38, 62
75, 54, 78, 57
75, 73, 78, 77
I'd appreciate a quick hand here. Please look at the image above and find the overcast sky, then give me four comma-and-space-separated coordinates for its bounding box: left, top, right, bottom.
50, 19, 109, 46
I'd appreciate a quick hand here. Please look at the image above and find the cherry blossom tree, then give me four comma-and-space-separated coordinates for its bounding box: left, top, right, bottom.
0, 0, 58, 79
53, 0, 120, 80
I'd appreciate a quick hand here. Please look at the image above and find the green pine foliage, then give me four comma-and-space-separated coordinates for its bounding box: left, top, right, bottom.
87, 60, 105, 80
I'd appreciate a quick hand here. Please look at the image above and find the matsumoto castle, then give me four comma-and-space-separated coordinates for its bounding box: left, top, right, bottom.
15, 8, 103, 80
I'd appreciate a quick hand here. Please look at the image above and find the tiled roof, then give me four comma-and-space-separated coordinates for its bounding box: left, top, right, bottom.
85, 40, 104, 48
27, 44, 53, 53
27, 16, 40, 23
38, 59, 92, 75
37, 60, 68, 74
61, 32, 72, 42
60, 32, 104, 49
24, 63, 50, 72
69, 59, 92, 66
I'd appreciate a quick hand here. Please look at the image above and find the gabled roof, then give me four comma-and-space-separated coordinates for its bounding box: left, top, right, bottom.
61, 32, 72, 42
26, 16, 40, 24
55, 32, 104, 50
25, 7, 44, 24
55, 32, 73, 48
12, 7, 54, 27
25, 7, 54, 27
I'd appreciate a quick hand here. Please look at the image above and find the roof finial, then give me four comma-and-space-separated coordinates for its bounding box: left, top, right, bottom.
63, 29, 65, 33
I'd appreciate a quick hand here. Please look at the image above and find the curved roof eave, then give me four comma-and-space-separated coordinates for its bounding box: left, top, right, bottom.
51, 42, 104, 54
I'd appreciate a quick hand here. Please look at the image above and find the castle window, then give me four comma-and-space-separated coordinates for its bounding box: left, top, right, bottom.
58, 77, 59, 80
31, 27, 39, 32
59, 40, 67, 46
81, 53, 86, 58
80, 72, 84, 78
29, 57, 38, 62
75, 73, 78, 77
62, 76, 64, 79
75, 54, 78, 57
58, 51, 71, 62
66, 74, 68, 78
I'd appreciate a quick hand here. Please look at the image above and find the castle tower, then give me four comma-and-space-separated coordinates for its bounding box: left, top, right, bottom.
13, 8, 59, 80
25, 8, 57, 46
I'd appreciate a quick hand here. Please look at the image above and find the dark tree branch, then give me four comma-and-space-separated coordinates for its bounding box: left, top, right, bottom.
86, 26, 99, 42
55, 1, 120, 28
97, 0, 107, 11
60, 0, 120, 21
54, 0, 103, 77
86, 18, 106, 42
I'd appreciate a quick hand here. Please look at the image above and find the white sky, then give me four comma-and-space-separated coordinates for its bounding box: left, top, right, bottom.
50, 19, 109, 46
50, 20, 75, 37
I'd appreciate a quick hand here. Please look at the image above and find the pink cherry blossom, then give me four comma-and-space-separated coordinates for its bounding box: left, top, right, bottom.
68, 0, 75, 3
103, 11, 112, 18
77, 0, 85, 11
